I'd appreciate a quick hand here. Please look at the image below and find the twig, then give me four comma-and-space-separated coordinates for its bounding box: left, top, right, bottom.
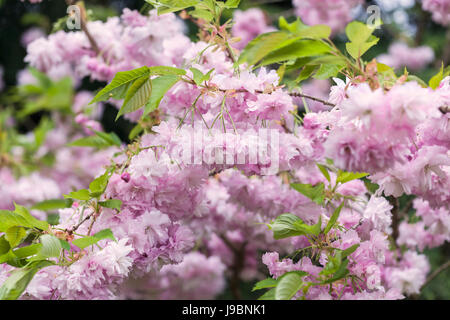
421, 260, 450, 290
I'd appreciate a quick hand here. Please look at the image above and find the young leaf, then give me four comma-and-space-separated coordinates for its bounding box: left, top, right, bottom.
323, 202, 344, 234
98, 199, 122, 211
224, 0, 240, 8
290, 183, 325, 205
148, 66, 186, 76
72, 228, 116, 250
64, 189, 90, 201
0, 211, 33, 232
429, 63, 444, 90
316, 163, 330, 182
12, 243, 42, 259
336, 170, 368, 185
14, 204, 49, 231
89, 172, 110, 197
260, 40, 331, 66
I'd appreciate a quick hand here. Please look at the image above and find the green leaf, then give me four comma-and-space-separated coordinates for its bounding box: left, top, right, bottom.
189, 8, 214, 21
336, 170, 368, 185
128, 123, 144, 140
316, 163, 330, 182
322, 259, 349, 284
340, 244, 359, 259
68, 131, 121, 149
58, 239, 71, 251
323, 202, 344, 234
31, 199, 73, 212
290, 183, 325, 205
143, 75, 180, 117
252, 278, 278, 291
13, 244, 42, 259
279, 17, 331, 39
5, 227, 27, 248
90, 66, 150, 103
93, 131, 122, 147
14, 204, 49, 231
275, 272, 304, 300
0, 211, 32, 232
39, 234, 62, 258
0, 260, 53, 300
89, 172, 110, 197
258, 288, 276, 300
293, 216, 322, 236
268, 213, 303, 240
429, 63, 444, 90
260, 40, 331, 66
345, 21, 378, 59
295, 65, 318, 83
117, 75, 152, 119
98, 199, 122, 211
145, 0, 198, 14
72, 228, 116, 250
0, 236, 11, 255
224, 0, 240, 8
64, 189, 90, 201
238, 31, 291, 66
148, 66, 186, 76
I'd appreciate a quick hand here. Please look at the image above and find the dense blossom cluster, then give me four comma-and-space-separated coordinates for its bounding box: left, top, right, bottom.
0, 1, 449, 301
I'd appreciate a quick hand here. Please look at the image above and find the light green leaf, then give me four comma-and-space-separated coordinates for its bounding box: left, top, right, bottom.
260, 40, 331, 66
268, 213, 303, 240
290, 183, 325, 205
0, 260, 53, 300
238, 31, 291, 66
275, 272, 304, 300
39, 234, 62, 258
429, 63, 444, 90
89, 172, 110, 198
5, 227, 27, 248
252, 278, 278, 291
143, 75, 180, 117
148, 66, 186, 76
64, 189, 90, 201
98, 199, 122, 211
258, 288, 276, 300
224, 0, 240, 8
323, 202, 344, 234
316, 163, 330, 182
90, 66, 150, 103
336, 170, 368, 185
117, 75, 152, 119
31, 199, 73, 212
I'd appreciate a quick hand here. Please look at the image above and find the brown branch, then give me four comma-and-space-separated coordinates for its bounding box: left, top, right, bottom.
219, 234, 247, 300
65, 1, 101, 55
421, 260, 450, 290
288, 92, 336, 107
388, 196, 401, 245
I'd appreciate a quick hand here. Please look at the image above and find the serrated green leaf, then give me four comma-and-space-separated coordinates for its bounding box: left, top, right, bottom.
269, 213, 303, 240
275, 272, 304, 300
90, 66, 150, 103
117, 75, 152, 119
39, 234, 62, 258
